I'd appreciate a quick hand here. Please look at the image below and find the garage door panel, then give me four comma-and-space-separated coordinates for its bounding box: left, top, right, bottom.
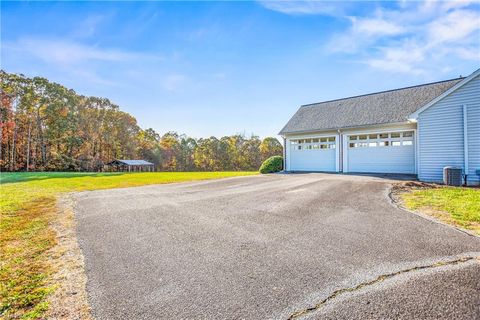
289, 136, 337, 172
348, 146, 415, 173
346, 131, 415, 174
291, 149, 336, 171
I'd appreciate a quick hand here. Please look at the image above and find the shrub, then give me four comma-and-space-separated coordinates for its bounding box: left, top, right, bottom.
259, 156, 283, 174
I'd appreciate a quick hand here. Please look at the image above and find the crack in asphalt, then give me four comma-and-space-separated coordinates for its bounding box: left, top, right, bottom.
287, 256, 479, 320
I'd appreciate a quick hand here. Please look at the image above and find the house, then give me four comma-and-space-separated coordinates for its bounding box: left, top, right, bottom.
279, 68, 480, 185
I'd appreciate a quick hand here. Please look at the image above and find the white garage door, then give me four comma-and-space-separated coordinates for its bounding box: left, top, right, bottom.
346, 131, 415, 174
289, 137, 336, 171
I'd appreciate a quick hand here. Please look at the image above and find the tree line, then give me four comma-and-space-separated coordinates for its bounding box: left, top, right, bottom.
0, 70, 282, 172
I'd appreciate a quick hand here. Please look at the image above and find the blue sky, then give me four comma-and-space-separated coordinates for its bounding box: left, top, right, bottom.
2, 1, 479, 138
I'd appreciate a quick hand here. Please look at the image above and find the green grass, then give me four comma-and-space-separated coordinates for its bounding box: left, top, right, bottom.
0, 171, 257, 319
401, 186, 480, 235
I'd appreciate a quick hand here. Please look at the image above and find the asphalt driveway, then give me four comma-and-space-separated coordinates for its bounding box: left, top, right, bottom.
74, 173, 480, 319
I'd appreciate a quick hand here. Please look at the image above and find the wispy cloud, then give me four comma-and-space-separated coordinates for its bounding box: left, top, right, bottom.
258, 0, 350, 16
2, 37, 166, 86
327, 16, 406, 54
4, 38, 158, 66
72, 13, 109, 38
325, 1, 480, 74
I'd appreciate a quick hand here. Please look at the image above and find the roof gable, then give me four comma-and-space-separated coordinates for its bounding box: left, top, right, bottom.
408, 68, 480, 120
279, 78, 463, 135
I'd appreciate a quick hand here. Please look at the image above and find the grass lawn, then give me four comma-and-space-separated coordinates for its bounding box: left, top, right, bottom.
0, 171, 257, 319
401, 186, 480, 235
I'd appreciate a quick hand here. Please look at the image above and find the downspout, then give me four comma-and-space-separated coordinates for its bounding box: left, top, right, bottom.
282, 136, 287, 172
463, 104, 469, 185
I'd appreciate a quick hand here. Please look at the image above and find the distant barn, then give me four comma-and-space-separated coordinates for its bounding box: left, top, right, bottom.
106, 160, 155, 172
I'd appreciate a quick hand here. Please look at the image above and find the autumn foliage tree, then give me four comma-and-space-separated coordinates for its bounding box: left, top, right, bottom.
0, 70, 282, 172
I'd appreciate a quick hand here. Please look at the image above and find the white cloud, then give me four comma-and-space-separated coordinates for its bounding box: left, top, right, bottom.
4, 38, 156, 66
441, 0, 476, 11
455, 47, 480, 60
351, 17, 405, 36
328, 16, 406, 53
364, 43, 426, 75
326, 1, 480, 74
258, 0, 349, 16
2, 37, 165, 86
427, 9, 480, 45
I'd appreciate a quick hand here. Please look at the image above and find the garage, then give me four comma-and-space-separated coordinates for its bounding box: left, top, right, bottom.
345, 131, 415, 174
289, 136, 337, 171
280, 72, 480, 180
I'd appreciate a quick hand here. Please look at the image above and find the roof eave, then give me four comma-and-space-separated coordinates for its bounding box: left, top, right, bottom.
280, 120, 414, 136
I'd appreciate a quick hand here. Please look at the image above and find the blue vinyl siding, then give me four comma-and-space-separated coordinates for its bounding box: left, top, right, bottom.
418, 75, 480, 185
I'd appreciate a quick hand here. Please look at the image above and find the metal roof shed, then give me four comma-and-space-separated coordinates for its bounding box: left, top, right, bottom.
106, 159, 155, 172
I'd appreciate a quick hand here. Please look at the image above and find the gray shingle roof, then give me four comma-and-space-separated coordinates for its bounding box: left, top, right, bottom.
108, 160, 154, 166
279, 78, 463, 135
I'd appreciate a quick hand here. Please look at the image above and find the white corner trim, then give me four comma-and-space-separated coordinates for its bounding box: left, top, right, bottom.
342, 134, 348, 172
335, 131, 341, 172
408, 68, 480, 120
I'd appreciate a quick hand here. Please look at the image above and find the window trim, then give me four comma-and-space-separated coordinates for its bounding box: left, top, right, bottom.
347, 130, 414, 149
289, 136, 337, 151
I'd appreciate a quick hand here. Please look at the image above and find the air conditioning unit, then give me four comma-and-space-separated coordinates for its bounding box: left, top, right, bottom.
443, 167, 463, 186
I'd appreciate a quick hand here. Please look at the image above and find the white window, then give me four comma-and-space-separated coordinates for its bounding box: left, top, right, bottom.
379, 133, 388, 139
348, 131, 413, 148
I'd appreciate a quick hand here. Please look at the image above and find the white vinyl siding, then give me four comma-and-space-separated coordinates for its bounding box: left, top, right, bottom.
418, 75, 480, 185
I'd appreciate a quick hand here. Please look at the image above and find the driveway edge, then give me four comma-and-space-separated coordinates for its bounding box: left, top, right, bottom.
386, 184, 479, 238
45, 194, 92, 320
